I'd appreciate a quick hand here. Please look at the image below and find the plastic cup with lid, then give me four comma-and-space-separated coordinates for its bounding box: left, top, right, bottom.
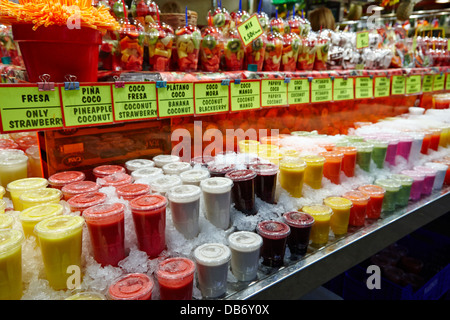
125, 159, 155, 172
323, 197, 353, 235
283, 211, 314, 256
391, 174, 414, 207
200, 177, 233, 230
228, 231, 263, 281
256, 220, 291, 267
400, 170, 425, 201
301, 204, 333, 246
116, 183, 150, 201
194, 243, 231, 298
108, 273, 154, 300
48, 171, 85, 190
149, 175, 182, 196
0, 213, 14, 231
19, 203, 63, 237
67, 192, 107, 215
83, 203, 126, 267
129, 194, 168, 258
225, 169, 258, 216
424, 162, 447, 190
0, 151, 29, 189
300, 155, 325, 189
167, 184, 201, 239
342, 191, 370, 227
249, 163, 278, 203
131, 167, 164, 182
0, 198, 5, 214
97, 173, 133, 189
238, 139, 260, 154
208, 163, 236, 177
7, 177, 48, 211
19, 188, 62, 210
61, 180, 101, 201
156, 257, 196, 300
414, 166, 437, 196
152, 154, 181, 168
162, 161, 192, 176
357, 184, 385, 219
0, 229, 24, 299
374, 179, 401, 211
92, 165, 126, 178
179, 168, 210, 186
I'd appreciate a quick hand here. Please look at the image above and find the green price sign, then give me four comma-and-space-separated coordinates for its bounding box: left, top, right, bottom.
0, 85, 63, 132
194, 82, 229, 115
230, 80, 260, 112
333, 77, 354, 101
406, 75, 422, 94
422, 75, 433, 93
446, 74, 450, 91
356, 31, 369, 49
157, 82, 194, 118
391, 75, 406, 95
311, 78, 332, 103
374, 77, 390, 98
261, 79, 288, 107
433, 74, 445, 91
288, 79, 310, 105
61, 85, 114, 128
237, 14, 264, 47
355, 77, 373, 99
112, 83, 157, 122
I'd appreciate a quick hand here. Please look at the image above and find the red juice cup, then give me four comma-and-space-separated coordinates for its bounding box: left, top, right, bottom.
244, 33, 266, 71
61, 181, 101, 201
200, 26, 223, 72
413, 166, 437, 196
225, 169, 257, 216
420, 131, 432, 154
281, 33, 300, 72
116, 183, 150, 200
224, 29, 244, 71
249, 163, 278, 204
67, 192, 107, 215
48, 171, 85, 190
283, 211, 314, 257
129, 194, 167, 258
333, 146, 357, 177
342, 190, 370, 227
357, 185, 385, 219
83, 203, 126, 267
147, 23, 174, 72
97, 173, 133, 189
108, 273, 154, 300
119, 22, 145, 71
156, 257, 195, 300
297, 36, 315, 70
257, 220, 290, 267
320, 151, 344, 184
93, 165, 126, 178
174, 25, 202, 72
263, 32, 283, 72
428, 128, 442, 151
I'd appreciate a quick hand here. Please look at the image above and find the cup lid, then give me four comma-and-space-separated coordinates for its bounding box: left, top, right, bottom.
83, 203, 125, 221
131, 167, 164, 180
98, 173, 133, 187
129, 194, 168, 211
7, 177, 48, 192
190, 155, 215, 166
0, 214, 14, 230
65, 292, 107, 300
61, 181, 101, 195
150, 175, 182, 193
20, 187, 62, 203
357, 184, 386, 196
208, 163, 236, 174
323, 197, 353, 209
391, 174, 414, 186
200, 177, 233, 194
283, 211, 315, 228
153, 154, 181, 167
413, 166, 437, 177
401, 170, 425, 181
167, 184, 201, 203
227, 231, 263, 252
374, 179, 402, 192
125, 159, 155, 171
424, 162, 448, 172
67, 192, 107, 209
19, 203, 64, 222
193, 243, 231, 267
93, 165, 125, 177
301, 204, 333, 216
249, 163, 279, 175
180, 169, 210, 183
256, 220, 291, 239
342, 190, 370, 204
108, 273, 154, 300
300, 154, 326, 164
333, 146, 357, 154
34, 215, 84, 238
352, 142, 374, 152
116, 183, 150, 198
0, 229, 23, 254
0, 152, 28, 165
365, 139, 388, 147
319, 151, 344, 159
48, 171, 85, 187
156, 257, 196, 280
239, 139, 260, 146
225, 169, 257, 181
162, 162, 192, 175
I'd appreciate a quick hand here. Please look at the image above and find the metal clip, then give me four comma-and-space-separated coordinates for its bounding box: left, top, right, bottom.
37, 74, 55, 91
234, 79, 241, 84
64, 75, 79, 90
307, 76, 313, 83
221, 79, 230, 86
156, 80, 167, 88
113, 75, 125, 88
284, 77, 291, 84
330, 76, 335, 81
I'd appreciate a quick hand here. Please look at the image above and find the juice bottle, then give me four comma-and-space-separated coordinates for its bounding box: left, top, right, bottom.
156, 257, 195, 300
19, 203, 64, 237
300, 155, 325, 189
279, 157, 306, 198
6, 177, 48, 211
324, 197, 353, 236
301, 205, 333, 246
0, 229, 24, 299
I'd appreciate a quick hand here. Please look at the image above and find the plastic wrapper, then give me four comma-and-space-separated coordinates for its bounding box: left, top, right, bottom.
174, 25, 202, 72
200, 26, 224, 72
269, 17, 289, 36
297, 34, 316, 71
147, 23, 174, 72
281, 33, 300, 71
119, 22, 145, 71
244, 34, 266, 71
263, 32, 283, 72
131, 0, 160, 30
257, 12, 270, 33
231, 10, 251, 27
313, 31, 330, 71
224, 29, 244, 71
207, 7, 234, 35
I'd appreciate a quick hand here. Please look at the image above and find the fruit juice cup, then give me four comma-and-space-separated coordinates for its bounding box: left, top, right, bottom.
353, 142, 373, 172
438, 126, 450, 147
263, 32, 283, 71
223, 29, 244, 71
34, 215, 85, 290
301, 205, 333, 246
129, 194, 167, 258
396, 136, 413, 162
168, 184, 201, 239
19, 203, 63, 238
7, 177, 48, 211
383, 137, 399, 166
93, 164, 125, 178
333, 146, 357, 177
108, 273, 153, 300
313, 36, 329, 71
420, 131, 432, 155
283, 211, 314, 256
366, 140, 388, 169
0, 152, 29, 191
357, 185, 386, 219
147, 23, 174, 72
432, 159, 450, 185
281, 33, 300, 71
67, 192, 107, 215
225, 169, 257, 216
125, 159, 155, 172
324, 197, 353, 236
374, 179, 401, 212
428, 128, 442, 151
208, 163, 236, 178
413, 166, 437, 196
342, 191, 370, 227
193, 242, 231, 298
97, 173, 133, 189
61, 181, 101, 201
119, 22, 145, 71
0, 213, 14, 230
200, 26, 223, 72
244, 34, 266, 71
424, 162, 447, 190
249, 163, 278, 204
280, 148, 300, 159
162, 162, 192, 176
174, 25, 202, 72
200, 177, 233, 230
179, 169, 210, 186
320, 151, 343, 184
300, 155, 325, 190
83, 203, 126, 267
116, 183, 150, 200
156, 257, 195, 300
25, 145, 43, 178
279, 157, 306, 198
391, 174, 413, 207
228, 231, 262, 281
256, 220, 290, 268
65, 291, 107, 300
131, 167, 164, 182
150, 175, 182, 196
400, 170, 425, 201
48, 171, 85, 190
0, 229, 24, 300
152, 154, 180, 168
257, 11, 270, 32
408, 132, 424, 162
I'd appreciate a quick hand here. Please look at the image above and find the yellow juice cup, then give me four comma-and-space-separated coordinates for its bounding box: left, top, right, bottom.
19, 203, 64, 238
324, 197, 353, 236
438, 126, 450, 147
7, 177, 48, 211
280, 148, 300, 158
0, 151, 29, 190
0, 213, 14, 230
19, 188, 62, 210
238, 140, 260, 154
0, 229, 24, 300
0, 199, 6, 214
35, 215, 85, 290
0, 185, 5, 199
301, 205, 333, 246
258, 149, 283, 165
300, 155, 326, 189
279, 157, 307, 198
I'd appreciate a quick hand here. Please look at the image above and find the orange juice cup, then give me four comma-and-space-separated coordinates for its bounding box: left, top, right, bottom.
357, 185, 386, 219
342, 190, 370, 227
333, 146, 357, 177
320, 151, 344, 184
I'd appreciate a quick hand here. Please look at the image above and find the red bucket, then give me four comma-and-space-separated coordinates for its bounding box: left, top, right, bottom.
12, 24, 102, 83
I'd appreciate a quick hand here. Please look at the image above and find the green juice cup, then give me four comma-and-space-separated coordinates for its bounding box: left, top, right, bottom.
391, 174, 413, 207
353, 142, 373, 172
366, 139, 388, 169
375, 178, 401, 212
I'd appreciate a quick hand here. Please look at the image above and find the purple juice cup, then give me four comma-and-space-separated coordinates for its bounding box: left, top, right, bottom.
396, 135, 413, 163
413, 166, 437, 196
401, 170, 425, 201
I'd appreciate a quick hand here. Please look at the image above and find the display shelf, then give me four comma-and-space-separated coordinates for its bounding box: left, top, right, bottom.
222, 187, 450, 300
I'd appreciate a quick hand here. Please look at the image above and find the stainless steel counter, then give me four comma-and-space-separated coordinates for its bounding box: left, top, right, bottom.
223, 187, 450, 300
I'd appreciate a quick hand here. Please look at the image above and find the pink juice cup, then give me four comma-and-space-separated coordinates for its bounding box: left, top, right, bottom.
413, 166, 437, 196
396, 135, 413, 163
401, 170, 425, 201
